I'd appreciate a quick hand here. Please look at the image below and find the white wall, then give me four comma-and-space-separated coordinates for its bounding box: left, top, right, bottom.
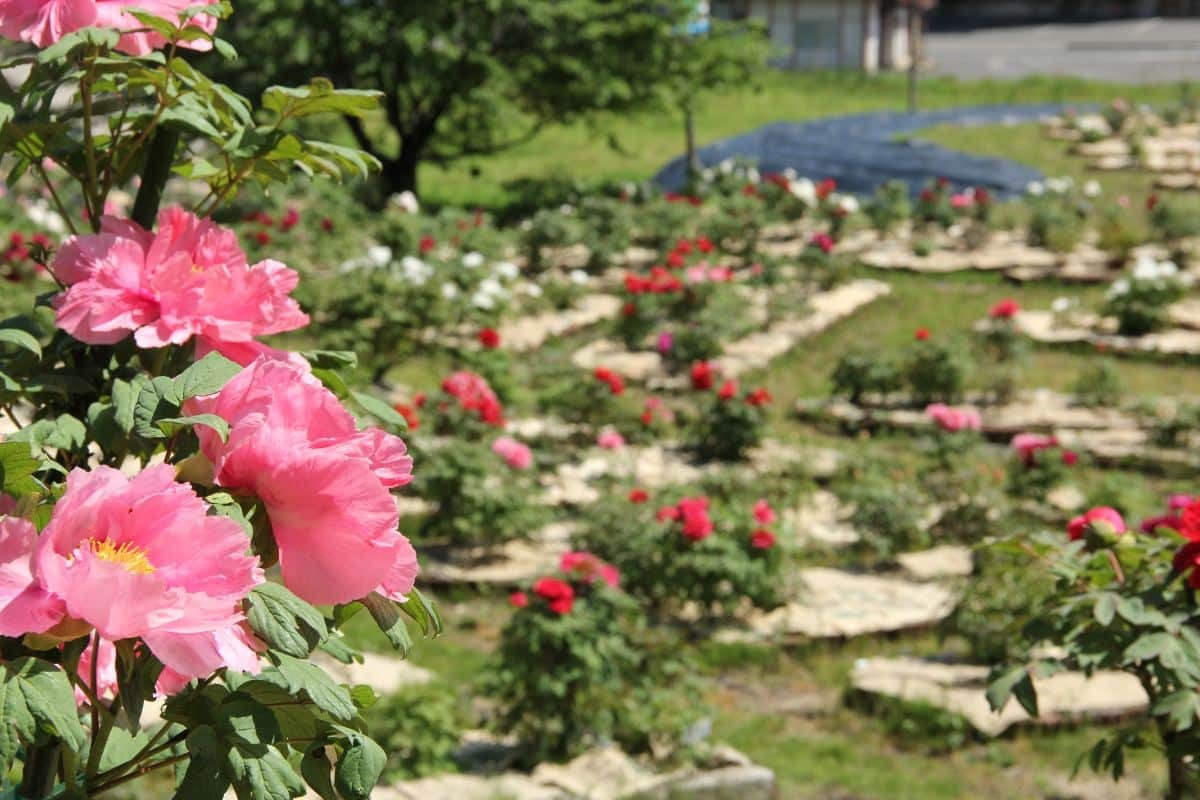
749, 0, 879, 71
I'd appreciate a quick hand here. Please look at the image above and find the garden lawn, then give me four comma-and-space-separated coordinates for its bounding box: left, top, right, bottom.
416, 71, 1183, 211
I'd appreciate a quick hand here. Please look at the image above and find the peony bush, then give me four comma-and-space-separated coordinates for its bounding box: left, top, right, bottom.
0, 6, 440, 798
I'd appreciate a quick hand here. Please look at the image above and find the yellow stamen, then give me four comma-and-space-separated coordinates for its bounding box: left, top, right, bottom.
87, 539, 155, 575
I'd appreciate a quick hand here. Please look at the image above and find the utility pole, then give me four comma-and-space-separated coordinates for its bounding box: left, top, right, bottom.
903, 0, 937, 114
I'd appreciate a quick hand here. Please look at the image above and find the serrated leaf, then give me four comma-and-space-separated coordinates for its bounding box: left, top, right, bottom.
360, 593, 413, 656
0, 656, 85, 775
262, 79, 381, 120
245, 583, 327, 658
223, 743, 305, 800
1123, 632, 1177, 665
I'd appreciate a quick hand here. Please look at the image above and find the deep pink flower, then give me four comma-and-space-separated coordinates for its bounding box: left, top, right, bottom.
925, 403, 982, 433
0, 0, 220, 55
0, 516, 65, 637
753, 499, 775, 525
810, 233, 834, 254
596, 428, 625, 450
676, 496, 714, 542
533, 577, 575, 615
656, 331, 674, 354
442, 371, 505, 426
492, 436, 533, 470
989, 298, 1021, 319
51, 208, 309, 364
749, 529, 776, 550
560, 551, 620, 588
628, 488, 650, 504
185, 357, 417, 605
1174, 540, 1200, 588
1066, 506, 1125, 542
509, 591, 528, 609
1011, 432, 1058, 466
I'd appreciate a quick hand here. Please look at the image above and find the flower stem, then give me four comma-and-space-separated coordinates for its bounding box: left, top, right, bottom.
18, 740, 61, 799
130, 127, 180, 230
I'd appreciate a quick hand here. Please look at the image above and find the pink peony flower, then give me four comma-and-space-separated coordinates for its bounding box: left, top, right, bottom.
73, 637, 118, 707
752, 499, 775, 525
656, 331, 674, 354
442, 371, 505, 426
185, 357, 417, 605
509, 591, 528, 609
0, 515, 65, 637
749, 529, 776, 550
560, 551, 620, 588
925, 403, 982, 433
1011, 432, 1058, 466
0, 0, 220, 55
0, 466, 265, 685
596, 428, 625, 450
492, 436, 533, 470
51, 208, 309, 364
1067, 506, 1126, 541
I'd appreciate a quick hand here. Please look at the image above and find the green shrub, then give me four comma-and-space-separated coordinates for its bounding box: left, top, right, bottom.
1071, 360, 1125, 407
366, 684, 467, 781
830, 350, 902, 404
841, 479, 928, 559
903, 339, 970, 404
687, 385, 770, 462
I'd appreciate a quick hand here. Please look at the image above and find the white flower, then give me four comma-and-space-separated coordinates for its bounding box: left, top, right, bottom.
559, 204, 574, 216
390, 191, 420, 214
522, 282, 544, 298
462, 252, 485, 269
478, 277, 504, 298
719, 159, 734, 175
367, 245, 393, 267
746, 167, 760, 184
441, 282, 460, 300
471, 290, 496, 309
494, 261, 519, 280
788, 178, 817, 206
1046, 177, 1074, 194
700, 169, 715, 182
1026, 181, 1045, 196
400, 256, 432, 285
1051, 297, 1075, 313
623, 182, 638, 197
25, 200, 65, 234
1108, 278, 1130, 297
519, 219, 533, 231
1083, 179, 1102, 198
568, 269, 591, 286
782, 168, 797, 181
837, 195, 860, 215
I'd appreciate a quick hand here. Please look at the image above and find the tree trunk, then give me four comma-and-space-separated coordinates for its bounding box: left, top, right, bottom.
382, 144, 421, 197
1160, 724, 1200, 800
906, 10, 922, 113
684, 103, 700, 179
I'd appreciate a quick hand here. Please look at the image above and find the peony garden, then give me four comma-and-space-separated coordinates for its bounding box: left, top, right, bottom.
2, 2, 1200, 799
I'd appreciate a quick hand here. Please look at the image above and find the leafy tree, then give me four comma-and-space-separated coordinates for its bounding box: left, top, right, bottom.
213, 0, 755, 196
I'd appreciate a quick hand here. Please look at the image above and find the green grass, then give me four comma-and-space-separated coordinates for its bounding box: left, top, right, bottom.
417, 71, 1184, 211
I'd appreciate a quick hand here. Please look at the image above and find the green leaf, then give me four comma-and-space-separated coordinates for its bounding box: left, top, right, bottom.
97, 726, 150, 773
156, 413, 230, 441
300, 745, 337, 800
349, 390, 407, 429
261, 654, 356, 721
360, 593, 413, 656
0, 657, 85, 774
399, 588, 444, 638
223, 744, 305, 800
133, 376, 182, 440
985, 665, 1038, 717
262, 79, 381, 120
1153, 690, 1200, 731
331, 726, 385, 800
0, 440, 41, 494
1123, 632, 1177, 665
245, 583, 328, 658
175, 351, 242, 399
0, 327, 41, 357
1093, 592, 1117, 627
173, 725, 231, 800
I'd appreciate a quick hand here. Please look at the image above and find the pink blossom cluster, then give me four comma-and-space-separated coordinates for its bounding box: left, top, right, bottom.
0, 466, 263, 693
1011, 432, 1078, 467
492, 436, 533, 470
925, 403, 982, 433
441, 370, 505, 426
52, 208, 309, 365
0, 0, 220, 55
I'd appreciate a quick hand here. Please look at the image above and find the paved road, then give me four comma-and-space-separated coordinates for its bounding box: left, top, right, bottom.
927, 18, 1200, 83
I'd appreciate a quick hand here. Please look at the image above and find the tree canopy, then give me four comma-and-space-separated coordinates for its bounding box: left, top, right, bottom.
212, 1, 766, 196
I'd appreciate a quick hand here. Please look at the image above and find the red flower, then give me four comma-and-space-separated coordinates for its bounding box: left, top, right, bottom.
1066, 507, 1125, 542
810, 233, 834, 255
674, 239, 693, 256
745, 388, 772, 407
628, 488, 650, 504
817, 178, 837, 199
509, 591, 528, 609
989, 298, 1020, 319
560, 551, 620, 588
478, 328, 501, 349
717, 380, 738, 401
975, 188, 991, 206
279, 207, 300, 232
915, 327, 931, 341
9, 232, 23, 247
753, 499, 775, 525
391, 403, 421, 431
594, 367, 625, 396
320, 217, 334, 232
696, 236, 714, 254
677, 496, 714, 541
1174, 541, 1200, 588
252, 230, 271, 246
691, 361, 714, 391
244, 211, 273, 226
418, 236, 436, 254
749, 529, 776, 550
666, 251, 685, 269
1147, 194, 1160, 211
1062, 450, 1079, 467
622, 301, 637, 317
31, 233, 50, 248
656, 506, 681, 522
533, 577, 575, 615
741, 183, 759, 197
442, 371, 505, 426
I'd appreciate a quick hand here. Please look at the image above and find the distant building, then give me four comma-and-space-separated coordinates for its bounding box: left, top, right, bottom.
713, 0, 916, 73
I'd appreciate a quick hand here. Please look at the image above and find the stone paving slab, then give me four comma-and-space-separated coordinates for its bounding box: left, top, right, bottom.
748, 568, 958, 640
1012, 310, 1200, 357
783, 490, 860, 548
896, 545, 974, 581
850, 657, 1148, 737
497, 294, 622, 352
572, 279, 890, 383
